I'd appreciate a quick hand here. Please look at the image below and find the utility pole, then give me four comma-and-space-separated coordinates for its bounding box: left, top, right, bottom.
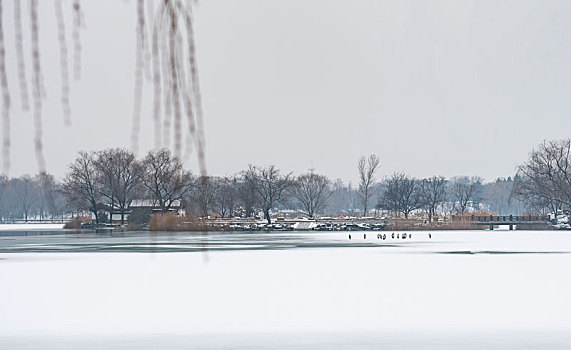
309, 161, 315, 176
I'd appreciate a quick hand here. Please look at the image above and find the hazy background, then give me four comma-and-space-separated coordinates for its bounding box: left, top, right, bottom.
3, 0, 571, 183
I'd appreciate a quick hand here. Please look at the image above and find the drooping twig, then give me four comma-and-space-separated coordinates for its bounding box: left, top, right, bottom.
0, 0, 11, 174
131, 0, 146, 156
161, 35, 173, 150
184, 6, 206, 176
30, 0, 46, 172
151, 15, 163, 150
55, 0, 71, 126
180, 59, 196, 163
147, 0, 207, 173
179, 8, 196, 163
2, 0, 208, 179
72, 0, 83, 80
167, 1, 182, 158
39, 171, 56, 215
13, 0, 29, 111
143, 0, 153, 81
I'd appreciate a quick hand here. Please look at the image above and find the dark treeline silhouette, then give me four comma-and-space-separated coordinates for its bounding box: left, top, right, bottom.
0, 146, 551, 225
0, 173, 66, 222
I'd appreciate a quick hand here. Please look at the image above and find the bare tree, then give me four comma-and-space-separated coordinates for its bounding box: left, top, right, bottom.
325, 181, 361, 216
62, 151, 100, 222
345, 183, 360, 216
377, 172, 421, 219
236, 173, 259, 218
419, 175, 448, 222
449, 176, 482, 214
140, 149, 193, 213
94, 151, 116, 223
214, 176, 238, 218
325, 179, 348, 215
513, 140, 571, 217
113, 150, 142, 224
0, 174, 6, 221
190, 175, 217, 218
357, 154, 380, 216
94, 148, 142, 224
481, 178, 528, 216
245, 165, 291, 224
289, 173, 331, 218
35, 173, 65, 221
10, 175, 41, 222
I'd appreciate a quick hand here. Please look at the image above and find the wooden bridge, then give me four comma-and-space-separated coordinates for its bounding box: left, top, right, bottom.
467, 215, 551, 230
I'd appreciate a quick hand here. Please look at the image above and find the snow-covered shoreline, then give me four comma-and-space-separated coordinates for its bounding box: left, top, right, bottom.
0, 223, 65, 231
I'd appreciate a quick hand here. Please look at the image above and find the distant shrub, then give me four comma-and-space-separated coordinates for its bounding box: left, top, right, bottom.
129, 208, 151, 224
98, 211, 109, 223
125, 222, 143, 231
64, 216, 92, 229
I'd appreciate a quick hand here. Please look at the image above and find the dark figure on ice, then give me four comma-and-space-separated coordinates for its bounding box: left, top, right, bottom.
349, 234, 352, 240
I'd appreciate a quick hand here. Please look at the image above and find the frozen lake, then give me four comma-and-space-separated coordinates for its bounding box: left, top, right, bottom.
1, 230, 571, 349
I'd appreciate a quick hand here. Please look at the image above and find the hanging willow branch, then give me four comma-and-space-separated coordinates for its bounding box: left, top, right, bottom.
161, 34, 173, 150
168, 2, 183, 159
30, 0, 46, 172
130, 0, 146, 155
54, 0, 71, 126
0, 0, 206, 178
143, 0, 206, 175
13, 0, 28, 111
184, 5, 206, 176
72, 0, 83, 81
151, 14, 163, 151
143, 0, 153, 81
0, 0, 11, 174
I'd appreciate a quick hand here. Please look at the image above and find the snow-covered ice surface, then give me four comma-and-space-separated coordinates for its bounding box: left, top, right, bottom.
1, 230, 571, 349
0, 223, 65, 231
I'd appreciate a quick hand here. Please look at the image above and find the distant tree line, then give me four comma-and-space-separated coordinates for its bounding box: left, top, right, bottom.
0, 173, 66, 222
0, 147, 547, 224
374, 173, 526, 220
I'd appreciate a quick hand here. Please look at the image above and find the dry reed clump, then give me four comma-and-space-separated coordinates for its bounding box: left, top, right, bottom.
149, 212, 180, 231
149, 213, 218, 231
63, 215, 91, 229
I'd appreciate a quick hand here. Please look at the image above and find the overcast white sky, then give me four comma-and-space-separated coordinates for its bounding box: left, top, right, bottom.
3, 0, 571, 183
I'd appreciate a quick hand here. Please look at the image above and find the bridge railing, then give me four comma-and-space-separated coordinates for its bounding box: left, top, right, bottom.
468, 215, 549, 222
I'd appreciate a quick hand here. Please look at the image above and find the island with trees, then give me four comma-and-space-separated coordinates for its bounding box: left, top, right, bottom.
0, 139, 568, 232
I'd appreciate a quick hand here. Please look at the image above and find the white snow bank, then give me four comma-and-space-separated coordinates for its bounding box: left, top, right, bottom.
0, 223, 65, 231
